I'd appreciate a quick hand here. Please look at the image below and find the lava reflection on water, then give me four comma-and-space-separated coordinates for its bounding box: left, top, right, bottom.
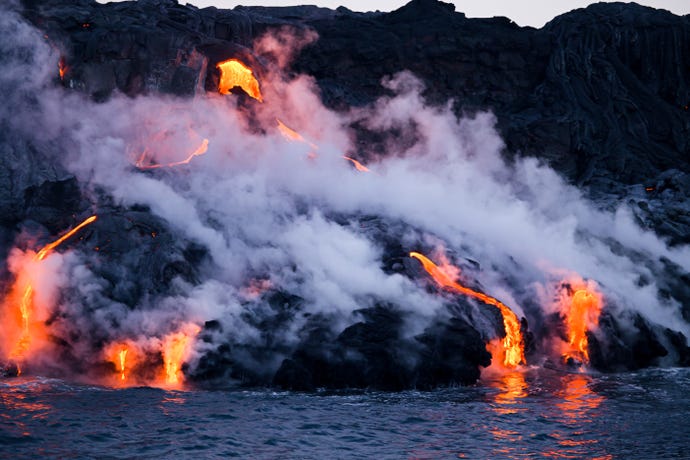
543, 373, 611, 459
485, 371, 529, 458
490, 371, 528, 416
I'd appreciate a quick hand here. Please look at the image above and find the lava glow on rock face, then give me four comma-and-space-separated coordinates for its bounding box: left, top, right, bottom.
135, 137, 209, 170
216, 58, 263, 101
2, 216, 97, 373
560, 284, 603, 365
276, 118, 371, 171
343, 156, 371, 172
410, 251, 525, 368
118, 349, 128, 381
58, 56, 67, 81
160, 324, 200, 387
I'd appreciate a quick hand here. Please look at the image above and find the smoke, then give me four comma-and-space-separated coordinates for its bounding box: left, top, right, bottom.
1, 4, 689, 384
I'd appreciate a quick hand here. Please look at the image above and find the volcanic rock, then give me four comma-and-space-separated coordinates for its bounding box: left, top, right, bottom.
4, 0, 690, 387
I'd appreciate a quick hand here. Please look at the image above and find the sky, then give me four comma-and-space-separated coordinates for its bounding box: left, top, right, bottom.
149, 0, 690, 27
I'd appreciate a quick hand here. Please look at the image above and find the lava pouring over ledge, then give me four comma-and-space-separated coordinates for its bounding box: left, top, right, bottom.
276, 118, 371, 171
135, 138, 209, 170
216, 58, 263, 101
160, 324, 200, 387
3, 216, 98, 373
410, 251, 525, 368
561, 286, 602, 365
118, 349, 128, 381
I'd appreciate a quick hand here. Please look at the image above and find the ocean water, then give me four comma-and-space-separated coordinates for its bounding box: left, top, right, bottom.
1, 368, 689, 459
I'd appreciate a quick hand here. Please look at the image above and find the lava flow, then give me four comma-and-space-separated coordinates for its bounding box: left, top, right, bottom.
216, 58, 263, 101
343, 156, 371, 172
4, 215, 97, 373
118, 349, 128, 381
276, 119, 371, 172
560, 284, 602, 365
160, 324, 200, 387
277, 119, 319, 150
36, 215, 97, 261
410, 251, 525, 368
58, 56, 68, 81
135, 138, 209, 170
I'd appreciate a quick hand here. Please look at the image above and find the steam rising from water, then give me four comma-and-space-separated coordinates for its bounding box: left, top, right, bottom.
1, 3, 688, 383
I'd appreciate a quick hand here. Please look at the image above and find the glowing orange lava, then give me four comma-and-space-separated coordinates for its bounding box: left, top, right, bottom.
160, 324, 200, 387
118, 348, 128, 381
276, 119, 371, 172
276, 118, 319, 151
135, 138, 209, 170
216, 59, 263, 101
58, 57, 67, 81
410, 251, 525, 368
104, 341, 139, 385
343, 156, 371, 172
3, 216, 97, 372
36, 215, 98, 261
561, 285, 602, 364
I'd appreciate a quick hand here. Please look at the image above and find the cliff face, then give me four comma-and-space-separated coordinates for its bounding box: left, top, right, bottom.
19, 0, 690, 244
24, 0, 690, 184
2, 0, 689, 388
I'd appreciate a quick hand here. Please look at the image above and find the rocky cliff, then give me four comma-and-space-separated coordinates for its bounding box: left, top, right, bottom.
0, 0, 688, 389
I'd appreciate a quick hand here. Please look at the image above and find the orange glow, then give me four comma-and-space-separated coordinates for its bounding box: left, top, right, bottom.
343, 156, 370, 172
561, 285, 602, 364
240, 278, 273, 300
276, 119, 372, 172
490, 371, 528, 415
160, 324, 200, 387
3, 216, 97, 372
36, 215, 97, 261
542, 374, 610, 458
410, 251, 525, 368
135, 138, 209, 170
277, 119, 306, 142
58, 57, 67, 81
216, 59, 263, 101
276, 118, 319, 151
118, 348, 128, 381
104, 341, 141, 385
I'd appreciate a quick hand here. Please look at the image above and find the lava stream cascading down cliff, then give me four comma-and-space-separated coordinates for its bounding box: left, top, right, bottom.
3, 216, 97, 375
409, 251, 525, 368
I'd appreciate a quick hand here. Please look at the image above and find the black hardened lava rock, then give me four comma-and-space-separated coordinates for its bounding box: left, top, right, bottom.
6, 0, 690, 387
588, 310, 690, 372
19, 0, 690, 244
273, 306, 492, 391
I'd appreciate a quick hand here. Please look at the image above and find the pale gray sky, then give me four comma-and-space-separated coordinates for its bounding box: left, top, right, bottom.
148, 1, 690, 27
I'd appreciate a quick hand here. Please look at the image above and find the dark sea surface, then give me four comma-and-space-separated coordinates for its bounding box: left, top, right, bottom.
1, 367, 689, 459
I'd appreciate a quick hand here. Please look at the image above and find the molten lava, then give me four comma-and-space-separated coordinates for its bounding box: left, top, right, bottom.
135, 138, 209, 170
561, 286, 602, 364
410, 251, 525, 368
343, 156, 371, 172
36, 215, 98, 261
161, 324, 200, 386
118, 348, 128, 381
58, 57, 67, 81
276, 118, 319, 151
216, 59, 263, 101
276, 119, 371, 172
3, 216, 97, 372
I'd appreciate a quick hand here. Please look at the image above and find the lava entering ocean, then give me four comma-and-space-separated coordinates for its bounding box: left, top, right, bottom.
2, 3, 689, 392
2, 216, 97, 374
410, 251, 525, 368
558, 282, 603, 365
